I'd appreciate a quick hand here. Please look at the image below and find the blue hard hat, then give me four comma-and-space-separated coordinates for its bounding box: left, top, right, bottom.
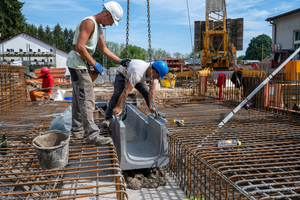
152, 60, 169, 80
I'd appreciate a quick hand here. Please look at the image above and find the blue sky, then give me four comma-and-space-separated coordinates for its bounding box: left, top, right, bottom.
22, 0, 300, 57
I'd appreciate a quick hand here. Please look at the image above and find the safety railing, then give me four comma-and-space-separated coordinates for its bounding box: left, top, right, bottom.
198, 68, 300, 119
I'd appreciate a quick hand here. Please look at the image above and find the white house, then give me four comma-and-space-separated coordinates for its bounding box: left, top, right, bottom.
0, 32, 70, 75
266, 8, 300, 51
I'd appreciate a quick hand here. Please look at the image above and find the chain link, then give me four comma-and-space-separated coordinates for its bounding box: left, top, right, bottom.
120, 0, 130, 121
120, 0, 157, 120
126, 0, 130, 58
147, 0, 156, 116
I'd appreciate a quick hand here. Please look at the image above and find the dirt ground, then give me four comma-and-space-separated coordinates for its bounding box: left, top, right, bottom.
123, 167, 167, 190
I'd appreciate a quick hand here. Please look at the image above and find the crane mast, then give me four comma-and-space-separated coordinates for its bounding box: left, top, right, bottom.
201, 0, 235, 70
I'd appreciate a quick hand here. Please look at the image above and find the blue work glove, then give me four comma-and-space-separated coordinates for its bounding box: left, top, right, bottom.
119, 58, 131, 67
92, 62, 103, 74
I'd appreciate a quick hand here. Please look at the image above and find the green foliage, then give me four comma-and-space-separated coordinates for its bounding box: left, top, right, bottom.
173, 52, 185, 58
44, 25, 53, 44
25, 24, 38, 37
22, 23, 74, 52
120, 44, 147, 60
37, 25, 45, 41
0, 0, 26, 39
245, 34, 272, 61
152, 48, 171, 59
93, 41, 126, 68
52, 23, 64, 49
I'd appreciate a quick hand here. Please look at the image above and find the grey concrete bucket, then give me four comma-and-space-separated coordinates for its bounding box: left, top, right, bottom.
32, 130, 70, 170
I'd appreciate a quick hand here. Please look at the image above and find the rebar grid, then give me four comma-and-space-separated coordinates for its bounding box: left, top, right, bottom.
0, 64, 27, 112
0, 102, 128, 200
138, 99, 300, 200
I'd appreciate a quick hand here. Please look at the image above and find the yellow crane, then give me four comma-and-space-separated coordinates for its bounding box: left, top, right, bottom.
201, 0, 235, 70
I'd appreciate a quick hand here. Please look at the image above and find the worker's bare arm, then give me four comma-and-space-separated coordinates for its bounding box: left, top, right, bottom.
97, 32, 121, 63
148, 82, 156, 111
112, 81, 134, 115
76, 19, 96, 65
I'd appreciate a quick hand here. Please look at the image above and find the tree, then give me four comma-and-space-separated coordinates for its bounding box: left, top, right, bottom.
37, 25, 45, 40
245, 34, 272, 61
106, 41, 124, 57
152, 48, 171, 59
26, 24, 38, 37
44, 25, 53, 44
173, 52, 184, 58
52, 23, 64, 49
120, 45, 147, 60
0, 0, 26, 40
64, 28, 74, 52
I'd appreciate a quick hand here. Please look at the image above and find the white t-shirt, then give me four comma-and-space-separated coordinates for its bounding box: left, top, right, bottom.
116, 59, 158, 87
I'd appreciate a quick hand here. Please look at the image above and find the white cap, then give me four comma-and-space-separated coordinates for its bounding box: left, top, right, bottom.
104, 1, 123, 26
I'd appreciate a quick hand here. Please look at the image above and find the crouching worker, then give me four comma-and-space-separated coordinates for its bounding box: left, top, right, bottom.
101, 60, 169, 128
25, 67, 54, 101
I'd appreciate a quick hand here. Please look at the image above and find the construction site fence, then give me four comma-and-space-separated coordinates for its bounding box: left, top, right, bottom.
0, 64, 27, 112
193, 71, 300, 119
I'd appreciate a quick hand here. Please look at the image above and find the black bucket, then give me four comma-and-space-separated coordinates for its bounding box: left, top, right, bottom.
33, 130, 70, 170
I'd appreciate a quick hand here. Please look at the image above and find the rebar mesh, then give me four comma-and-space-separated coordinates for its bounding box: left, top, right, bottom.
138, 99, 300, 200
0, 102, 128, 200
0, 64, 27, 112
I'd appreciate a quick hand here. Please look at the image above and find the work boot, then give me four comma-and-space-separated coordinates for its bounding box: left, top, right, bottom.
101, 119, 110, 128
86, 135, 113, 146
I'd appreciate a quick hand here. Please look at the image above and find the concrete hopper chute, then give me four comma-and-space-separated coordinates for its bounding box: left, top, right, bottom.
111, 104, 169, 170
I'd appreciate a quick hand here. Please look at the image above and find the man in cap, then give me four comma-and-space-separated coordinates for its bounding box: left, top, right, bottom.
101, 60, 169, 128
25, 67, 54, 101
66, 1, 130, 146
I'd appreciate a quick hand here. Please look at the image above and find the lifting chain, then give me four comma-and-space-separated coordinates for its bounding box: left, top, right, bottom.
120, 0, 157, 120
147, 0, 156, 116
120, 0, 130, 121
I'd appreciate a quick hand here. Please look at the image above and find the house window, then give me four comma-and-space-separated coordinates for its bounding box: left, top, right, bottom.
294, 30, 300, 50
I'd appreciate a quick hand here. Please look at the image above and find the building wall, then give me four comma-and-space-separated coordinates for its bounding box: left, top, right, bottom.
56, 51, 69, 75
273, 12, 300, 50
0, 33, 70, 75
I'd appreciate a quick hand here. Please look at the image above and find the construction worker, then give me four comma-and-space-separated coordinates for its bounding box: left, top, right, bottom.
101, 60, 169, 128
25, 67, 54, 101
66, 1, 130, 145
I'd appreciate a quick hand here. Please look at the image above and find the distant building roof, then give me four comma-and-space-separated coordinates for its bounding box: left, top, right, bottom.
266, 8, 300, 21
0, 31, 68, 53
